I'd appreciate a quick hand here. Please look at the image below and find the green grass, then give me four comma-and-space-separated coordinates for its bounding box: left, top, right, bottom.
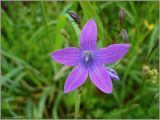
1, 1, 159, 119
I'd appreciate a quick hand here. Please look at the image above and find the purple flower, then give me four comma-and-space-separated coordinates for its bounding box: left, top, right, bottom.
50, 19, 130, 94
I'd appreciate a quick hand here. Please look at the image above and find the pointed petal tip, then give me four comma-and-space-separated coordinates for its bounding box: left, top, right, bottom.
85, 18, 96, 26
98, 87, 112, 94
64, 86, 71, 94
50, 52, 57, 61
50, 51, 54, 55
89, 18, 96, 24
123, 44, 130, 50
64, 87, 75, 94
106, 90, 112, 94
125, 44, 130, 52
89, 18, 95, 22
103, 86, 113, 94
64, 89, 69, 94
126, 44, 131, 48
50, 52, 55, 59
103, 87, 113, 94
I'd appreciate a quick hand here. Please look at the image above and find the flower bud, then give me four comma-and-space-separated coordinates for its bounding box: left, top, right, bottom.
119, 9, 125, 21
61, 29, 70, 44
121, 29, 129, 42
61, 29, 68, 38
148, 70, 154, 76
152, 69, 158, 76
142, 65, 150, 71
150, 79, 157, 84
150, 76, 158, 85
68, 11, 80, 24
152, 76, 158, 81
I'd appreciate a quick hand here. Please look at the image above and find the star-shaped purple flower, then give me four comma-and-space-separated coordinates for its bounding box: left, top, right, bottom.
50, 19, 130, 94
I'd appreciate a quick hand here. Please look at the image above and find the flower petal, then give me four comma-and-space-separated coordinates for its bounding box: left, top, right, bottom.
89, 64, 112, 93
80, 19, 97, 50
107, 67, 120, 80
64, 64, 88, 93
96, 44, 130, 64
50, 47, 81, 66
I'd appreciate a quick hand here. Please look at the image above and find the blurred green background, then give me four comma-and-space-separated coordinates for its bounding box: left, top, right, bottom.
1, 1, 159, 119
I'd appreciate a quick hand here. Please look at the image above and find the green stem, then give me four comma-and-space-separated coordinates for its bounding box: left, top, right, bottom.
40, 1, 50, 40
146, 39, 158, 63
75, 89, 81, 119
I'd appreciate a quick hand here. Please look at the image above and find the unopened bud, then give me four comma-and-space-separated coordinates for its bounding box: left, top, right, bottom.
152, 69, 158, 76
148, 70, 154, 76
121, 29, 129, 42
68, 11, 80, 24
150, 76, 158, 85
151, 79, 157, 84
61, 29, 71, 41
61, 29, 68, 38
152, 76, 158, 81
61, 29, 70, 47
142, 65, 150, 72
119, 9, 125, 21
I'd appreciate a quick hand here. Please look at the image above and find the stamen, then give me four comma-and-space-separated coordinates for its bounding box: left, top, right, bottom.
83, 51, 93, 62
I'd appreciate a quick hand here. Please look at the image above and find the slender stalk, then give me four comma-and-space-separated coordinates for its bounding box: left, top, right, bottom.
75, 89, 81, 119
146, 39, 158, 63
40, 1, 50, 40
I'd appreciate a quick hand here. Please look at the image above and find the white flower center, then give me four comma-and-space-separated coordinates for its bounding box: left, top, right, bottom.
82, 51, 93, 62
